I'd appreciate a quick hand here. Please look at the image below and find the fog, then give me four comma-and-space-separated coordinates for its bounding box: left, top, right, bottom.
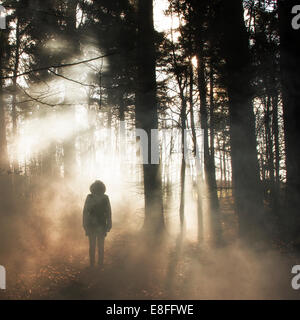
0, 167, 298, 299
0, 91, 297, 298
0, 1, 299, 300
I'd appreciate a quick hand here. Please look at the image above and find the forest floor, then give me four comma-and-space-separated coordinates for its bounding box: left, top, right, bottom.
0, 197, 300, 300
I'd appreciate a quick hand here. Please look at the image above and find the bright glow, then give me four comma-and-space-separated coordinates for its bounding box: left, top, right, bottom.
16, 107, 89, 158
192, 56, 198, 68
8, 4, 210, 241
154, 0, 179, 32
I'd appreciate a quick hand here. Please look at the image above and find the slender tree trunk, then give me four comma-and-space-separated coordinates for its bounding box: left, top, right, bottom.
119, 92, 126, 164
179, 98, 187, 233
266, 95, 276, 206
0, 29, 11, 209
189, 67, 197, 157
12, 19, 21, 174
223, 139, 228, 189
217, 136, 223, 191
189, 65, 204, 242
270, 93, 280, 215
0, 88, 8, 173
0, 27, 8, 173
171, 54, 188, 234
197, 53, 210, 184
197, 52, 222, 244
136, 0, 164, 234
272, 94, 280, 194
209, 63, 219, 207
265, 94, 279, 214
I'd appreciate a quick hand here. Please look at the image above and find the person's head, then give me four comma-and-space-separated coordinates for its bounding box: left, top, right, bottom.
90, 180, 106, 195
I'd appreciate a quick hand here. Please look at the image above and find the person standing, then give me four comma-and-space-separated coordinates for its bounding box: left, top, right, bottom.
83, 180, 112, 267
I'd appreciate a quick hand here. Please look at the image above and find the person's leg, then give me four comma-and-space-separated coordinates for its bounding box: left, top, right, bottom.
97, 233, 105, 266
88, 234, 96, 267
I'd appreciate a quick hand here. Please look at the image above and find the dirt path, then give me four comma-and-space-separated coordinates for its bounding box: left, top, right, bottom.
1, 229, 300, 300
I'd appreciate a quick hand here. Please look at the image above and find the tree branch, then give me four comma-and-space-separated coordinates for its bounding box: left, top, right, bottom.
0, 51, 118, 80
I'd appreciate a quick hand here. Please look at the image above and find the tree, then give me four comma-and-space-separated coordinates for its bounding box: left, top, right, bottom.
218, 0, 264, 240
0, 29, 9, 174
135, 0, 165, 234
278, 0, 300, 238
246, 1, 281, 215
165, 0, 223, 243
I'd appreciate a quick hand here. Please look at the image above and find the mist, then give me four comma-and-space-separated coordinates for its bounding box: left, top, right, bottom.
1, 0, 300, 301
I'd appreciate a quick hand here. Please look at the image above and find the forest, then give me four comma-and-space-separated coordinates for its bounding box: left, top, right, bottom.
0, 0, 300, 299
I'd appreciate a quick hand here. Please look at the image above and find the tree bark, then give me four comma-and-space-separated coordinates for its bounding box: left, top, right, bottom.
208, 62, 219, 209
0, 81, 8, 174
179, 98, 187, 233
272, 94, 280, 192
189, 64, 204, 242
11, 18, 21, 174
136, 0, 164, 234
220, 0, 264, 240
0, 29, 11, 210
0, 26, 8, 172
197, 51, 222, 244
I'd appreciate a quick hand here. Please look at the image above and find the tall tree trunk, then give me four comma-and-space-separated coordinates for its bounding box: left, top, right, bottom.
197, 52, 222, 244
265, 95, 275, 182
278, 0, 300, 237
270, 93, 280, 216
0, 28, 8, 172
265, 94, 278, 213
217, 136, 223, 191
209, 62, 219, 208
0, 29, 11, 210
12, 18, 21, 174
179, 98, 187, 233
272, 94, 280, 194
220, 0, 264, 240
0, 86, 8, 173
222, 140, 227, 188
119, 92, 126, 165
189, 65, 203, 242
136, 0, 164, 234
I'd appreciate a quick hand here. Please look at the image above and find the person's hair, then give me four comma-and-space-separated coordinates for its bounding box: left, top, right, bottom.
90, 180, 106, 195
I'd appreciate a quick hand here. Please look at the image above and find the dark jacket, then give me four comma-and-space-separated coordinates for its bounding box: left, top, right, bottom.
83, 193, 112, 235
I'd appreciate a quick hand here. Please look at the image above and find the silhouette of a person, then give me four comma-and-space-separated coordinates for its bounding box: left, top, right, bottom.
83, 180, 112, 267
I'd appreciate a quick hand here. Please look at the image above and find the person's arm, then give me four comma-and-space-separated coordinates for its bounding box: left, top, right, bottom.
106, 196, 112, 232
83, 195, 91, 232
